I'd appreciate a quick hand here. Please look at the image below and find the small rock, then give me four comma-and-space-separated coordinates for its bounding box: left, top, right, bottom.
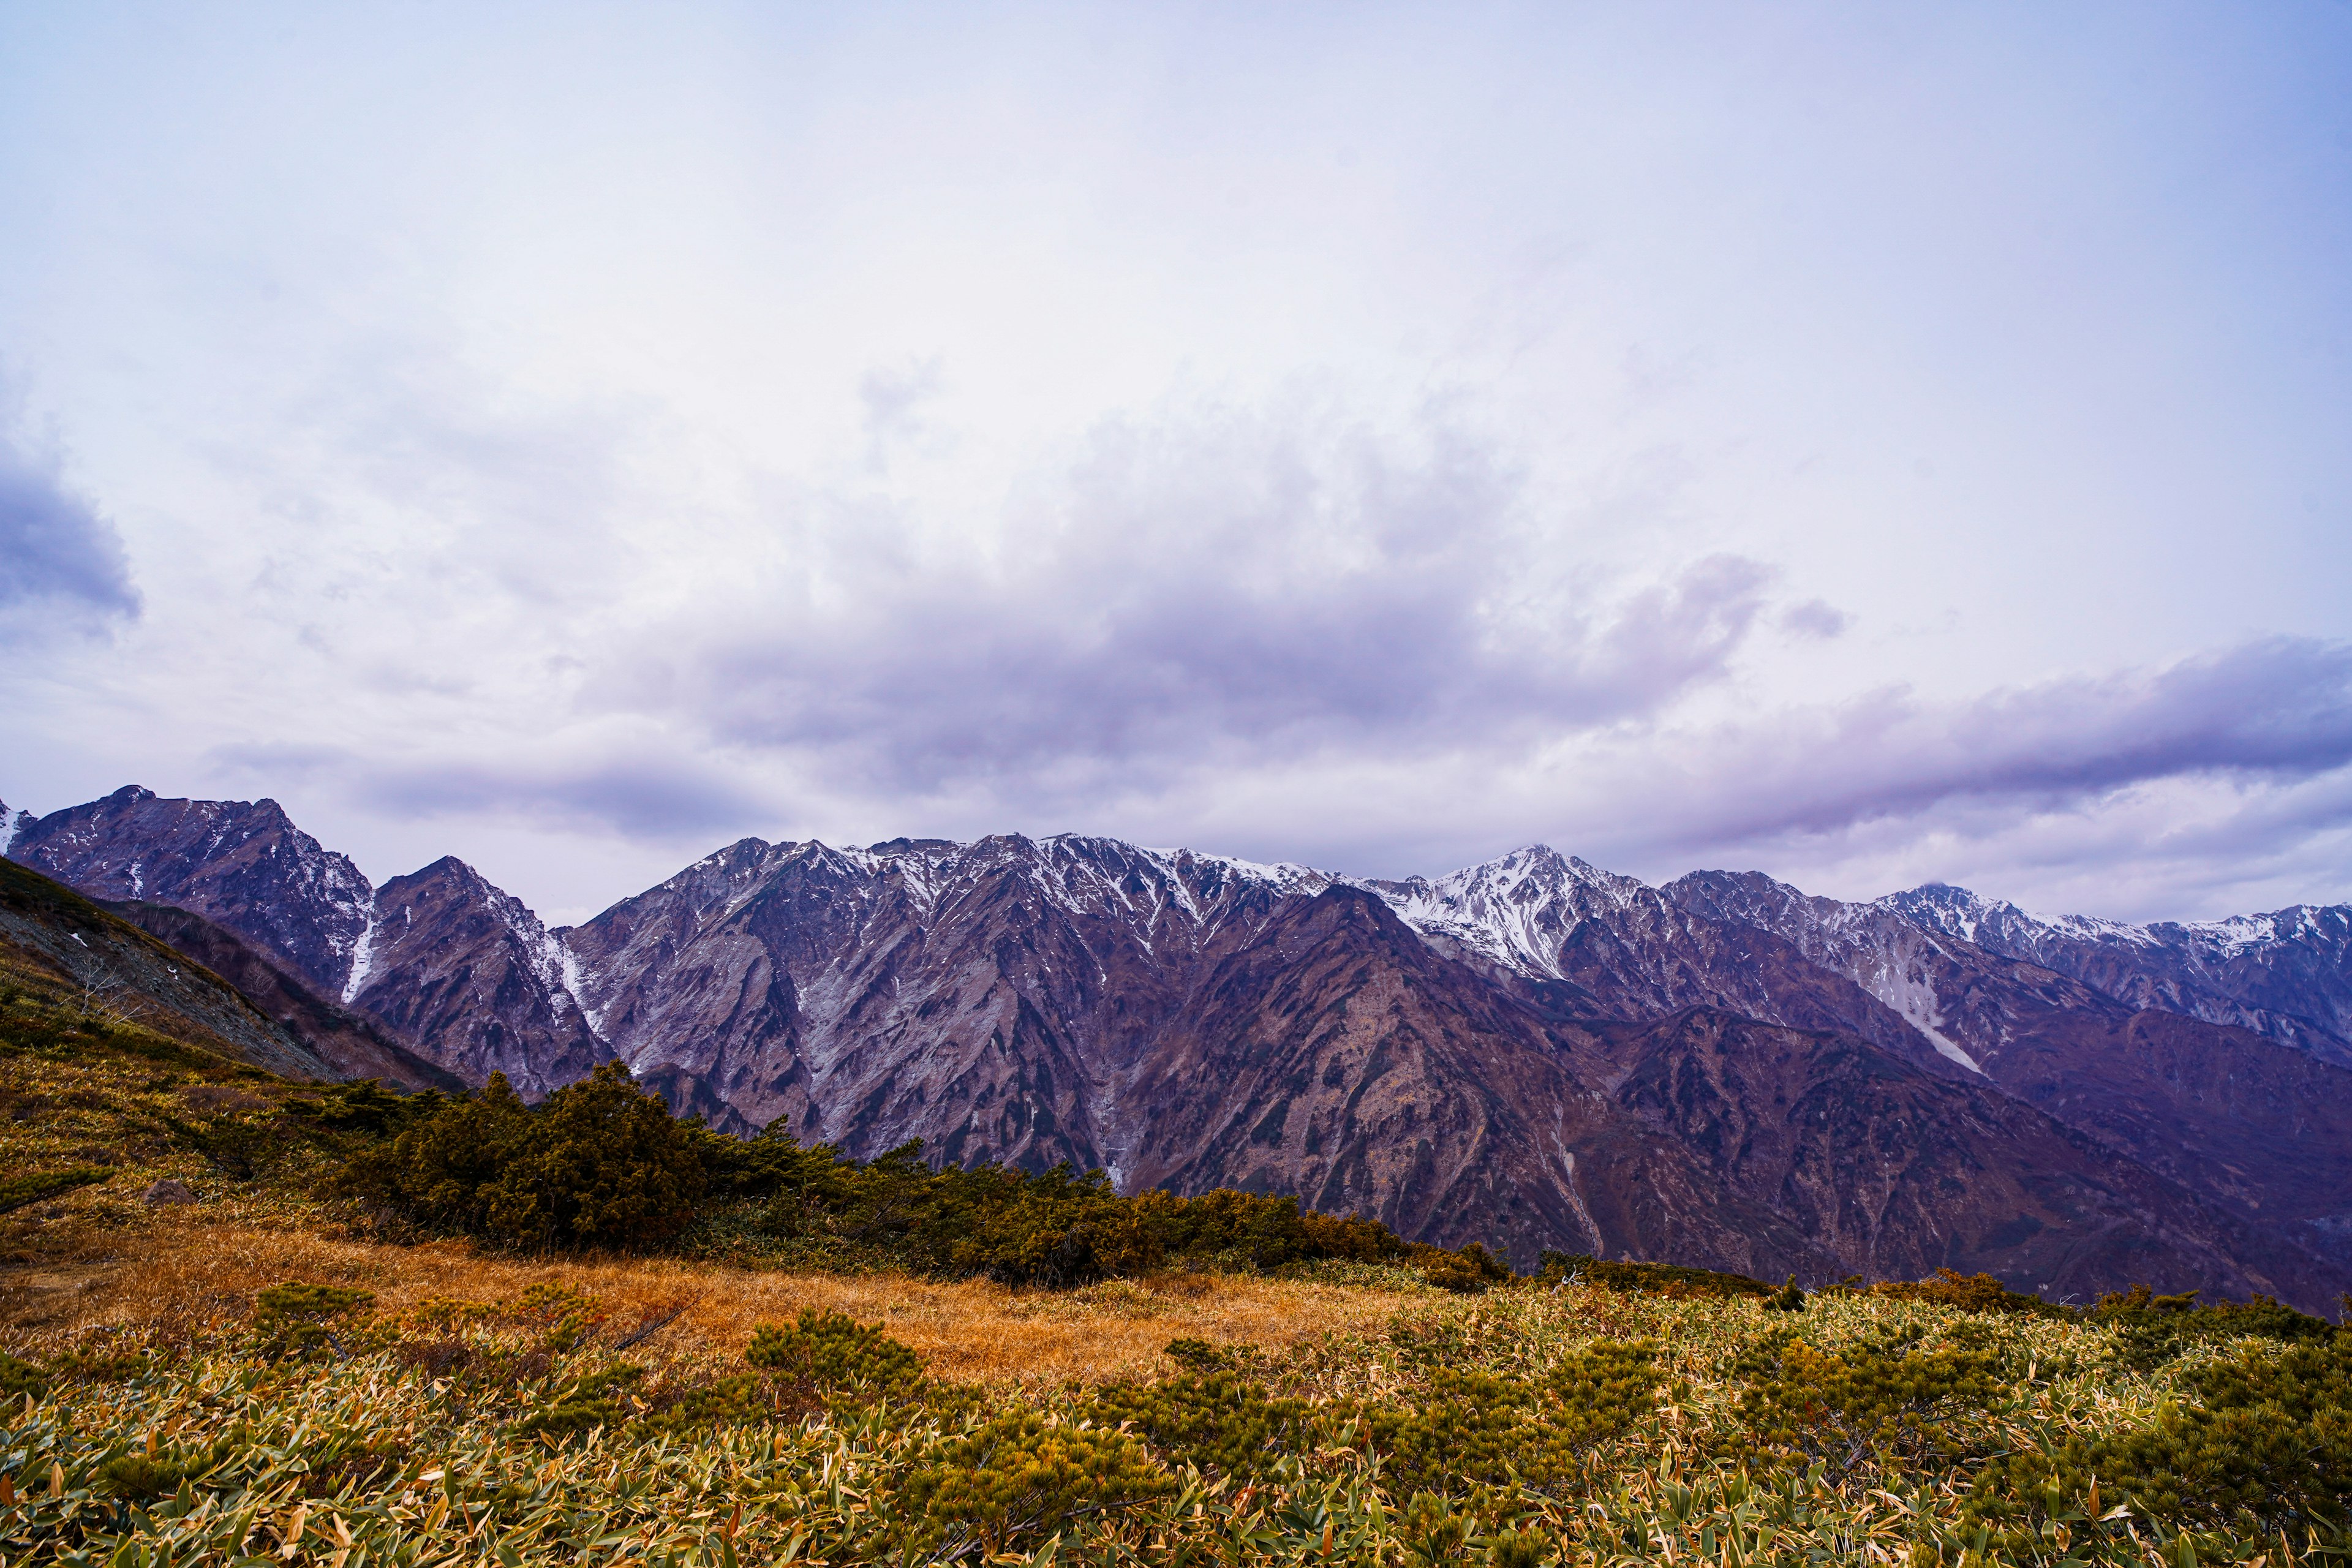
141, 1179, 197, 1207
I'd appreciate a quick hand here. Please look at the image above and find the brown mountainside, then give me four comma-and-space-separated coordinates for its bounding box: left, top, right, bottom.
9, 788, 2352, 1309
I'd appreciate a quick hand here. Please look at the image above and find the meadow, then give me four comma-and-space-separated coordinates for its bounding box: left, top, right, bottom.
1, 940, 2345, 1567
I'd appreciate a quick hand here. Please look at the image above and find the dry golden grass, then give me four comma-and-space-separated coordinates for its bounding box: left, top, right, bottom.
5, 1221, 1419, 1385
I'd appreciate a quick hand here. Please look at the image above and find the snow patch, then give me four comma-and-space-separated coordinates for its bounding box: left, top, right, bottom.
1863, 960, 1983, 1074
553, 937, 608, 1033
340, 896, 379, 1005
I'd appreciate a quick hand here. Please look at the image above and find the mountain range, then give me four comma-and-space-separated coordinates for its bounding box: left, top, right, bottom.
7, 783, 2351, 1311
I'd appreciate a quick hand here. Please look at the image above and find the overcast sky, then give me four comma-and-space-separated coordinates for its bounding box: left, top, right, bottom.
3, 3, 2349, 925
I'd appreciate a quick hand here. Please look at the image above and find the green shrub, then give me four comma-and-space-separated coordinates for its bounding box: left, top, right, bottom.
1399, 1493, 1472, 1565
251, 1280, 377, 1360
0, 1351, 48, 1402
0, 1166, 110, 1215
1865, 1267, 2055, 1316
1090, 1362, 1312, 1477
1356, 1340, 1662, 1498
338, 1064, 706, 1250
1420, 1242, 1515, 1294
1763, 1276, 1806, 1312
638, 1374, 761, 1436
1967, 1333, 2352, 1540
745, 1308, 923, 1398
2091, 1282, 2337, 1369
897, 1411, 1174, 1556
1535, 1251, 1773, 1300
97, 1453, 186, 1499
1740, 1340, 1999, 1477
513, 1364, 644, 1442
1485, 1525, 1553, 1568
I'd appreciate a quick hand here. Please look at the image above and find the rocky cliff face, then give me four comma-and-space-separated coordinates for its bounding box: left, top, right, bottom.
9, 786, 374, 996
12, 787, 2352, 1308
345, 857, 612, 1096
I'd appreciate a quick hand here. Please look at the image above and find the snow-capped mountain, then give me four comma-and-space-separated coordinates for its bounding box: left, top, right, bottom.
10, 786, 2352, 1311
1887, 883, 2352, 1066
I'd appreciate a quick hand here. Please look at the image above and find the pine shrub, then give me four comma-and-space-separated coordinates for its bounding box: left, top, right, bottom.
1534, 1251, 1772, 1300
251, 1281, 377, 1361
1966, 1333, 2352, 1540
1740, 1340, 1999, 1478
1089, 1363, 1312, 1477
338, 1064, 706, 1250
1420, 1242, 1515, 1294
896, 1411, 1174, 1556
1355, 1340, 1662, 1497
0, 1166, 110, 1215
0, 1351, 47, 1402
744, 1308, 924, 1399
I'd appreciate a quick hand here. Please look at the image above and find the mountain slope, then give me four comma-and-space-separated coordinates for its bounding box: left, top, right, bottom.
12, 786, 2352, 1308
102, 900, 462, 1092
9, 790, 600, 1096
0, 857, 336, 1080
9, 786, 374, 997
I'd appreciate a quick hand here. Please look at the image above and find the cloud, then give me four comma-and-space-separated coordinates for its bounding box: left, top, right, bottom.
0, 413, 138, 628
1457, 636, 2352, 916
619, 401, 1783, 808
1690, 637, 2352, 846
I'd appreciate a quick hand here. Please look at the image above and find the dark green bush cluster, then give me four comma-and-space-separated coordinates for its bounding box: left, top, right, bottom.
1861, 1267, 2058, 1316
1739, 1338, 2000, 1478
1419, 1241, 1514, 1294
1090, 1355, 1313, 1478
744, 1307, 925, 1398
1967, 1332, 2352, 1542
1535, 1250, 1773, 1300
250, 1281, 377, 1360
898, 1410, 1175, 1557
511, 1363, 647, 1441
1355, 1339, 1664, 1498
0, 1166, 110, 1215
339, 1066, 1426, 1280
337, 1064, 707, 1250
2090, 1282, 2337, 1370
728, 1131, 1414, 1284
0, 1351, 48, 1402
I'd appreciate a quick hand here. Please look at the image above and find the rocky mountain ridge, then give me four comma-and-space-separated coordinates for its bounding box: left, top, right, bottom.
10, 786, 2352, 1308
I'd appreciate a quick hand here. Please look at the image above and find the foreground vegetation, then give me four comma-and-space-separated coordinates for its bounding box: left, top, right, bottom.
2, 934, 2348, 1565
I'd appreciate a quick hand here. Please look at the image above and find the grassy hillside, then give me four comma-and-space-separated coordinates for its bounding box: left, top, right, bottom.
1, 971, 2346, 1566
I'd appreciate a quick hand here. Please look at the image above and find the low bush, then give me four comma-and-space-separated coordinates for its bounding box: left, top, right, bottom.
1090, 1358, 1313, 1477
2090, 1281, 2337, 1369
1865, 1266, 2057, 1316
0, 1166, 110, 1215
898, 1411, 1174, 1557
0, 1351, 48, 1402
1535, 1251, 1773, 1300
337, 1064, 706, 1250
1354, 1339, 1662, 1498
251, 1281, 377, 1360
1740, 1340, 2000, 1478
1420, 1242, 1515, 1294
745, 1308, 924, 1399
1967, 1333, 2352, 1542
339, 1071, 1422, 1281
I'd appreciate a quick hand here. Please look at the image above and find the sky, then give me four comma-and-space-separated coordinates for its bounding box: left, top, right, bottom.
2, 2, 2349, 927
